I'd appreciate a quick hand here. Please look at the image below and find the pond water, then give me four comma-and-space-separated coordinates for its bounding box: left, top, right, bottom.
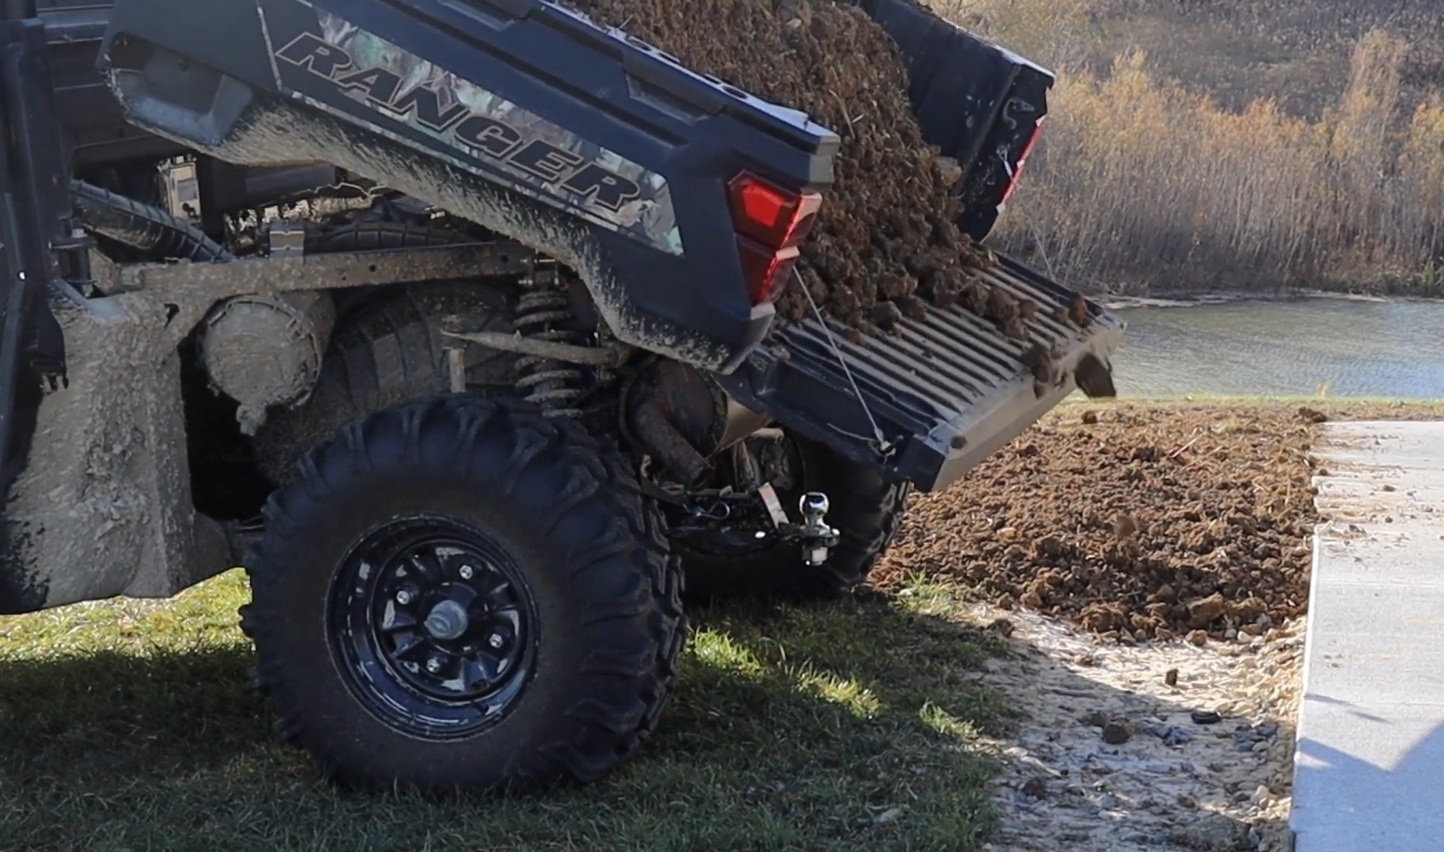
1109, 298, 1444, 399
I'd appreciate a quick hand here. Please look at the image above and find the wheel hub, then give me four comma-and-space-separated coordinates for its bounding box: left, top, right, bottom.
423, 598, 470, 640
329, 516, 537, 739
379, 561, 523, 701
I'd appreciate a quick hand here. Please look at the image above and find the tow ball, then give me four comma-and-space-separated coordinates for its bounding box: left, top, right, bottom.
797, 492, 840, 566
756, 485, 840, 565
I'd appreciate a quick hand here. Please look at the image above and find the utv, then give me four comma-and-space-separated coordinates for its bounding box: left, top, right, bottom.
0, 0, 1121, 791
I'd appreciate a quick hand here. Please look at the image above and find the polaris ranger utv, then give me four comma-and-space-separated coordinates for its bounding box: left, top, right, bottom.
0, 0, 1120, 791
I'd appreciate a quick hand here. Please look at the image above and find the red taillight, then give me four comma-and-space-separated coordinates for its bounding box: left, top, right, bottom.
735, 179, 791, 234
727, 172, 822, 305
736, 239, 802, 305
1001, 116, 1045, 204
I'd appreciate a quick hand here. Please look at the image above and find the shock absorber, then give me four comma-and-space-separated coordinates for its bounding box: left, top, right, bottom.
514, 261, 587, 418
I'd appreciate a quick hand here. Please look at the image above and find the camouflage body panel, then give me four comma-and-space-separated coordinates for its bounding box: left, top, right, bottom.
264, 7, 683, 255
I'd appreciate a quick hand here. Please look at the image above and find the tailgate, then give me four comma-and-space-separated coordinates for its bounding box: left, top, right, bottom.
717, 255, 1123, 493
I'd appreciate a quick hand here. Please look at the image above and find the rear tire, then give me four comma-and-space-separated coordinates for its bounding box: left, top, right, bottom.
676, 433, 911, 603
240, 395, 686, 792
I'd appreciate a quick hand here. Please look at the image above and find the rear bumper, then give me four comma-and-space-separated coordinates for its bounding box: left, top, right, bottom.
717, 254, 1124, 493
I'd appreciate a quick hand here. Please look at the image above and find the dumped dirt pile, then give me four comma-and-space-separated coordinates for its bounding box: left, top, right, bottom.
564, 0, 1012, 336
877, 404, 1336, 642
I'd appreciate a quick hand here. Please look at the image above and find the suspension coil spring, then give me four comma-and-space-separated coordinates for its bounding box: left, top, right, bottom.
514, 286, 587, 417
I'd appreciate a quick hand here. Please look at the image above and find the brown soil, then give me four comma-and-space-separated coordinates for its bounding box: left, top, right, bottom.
563, 0, 1014, 336
874, 402, 1442, 642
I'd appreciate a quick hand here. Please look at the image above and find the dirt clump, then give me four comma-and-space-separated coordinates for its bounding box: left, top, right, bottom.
876, 404, 1332, 642
562, 0, 1023, 335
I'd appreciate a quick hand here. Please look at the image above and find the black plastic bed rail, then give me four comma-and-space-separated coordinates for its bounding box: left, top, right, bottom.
720, 255, 1124, 493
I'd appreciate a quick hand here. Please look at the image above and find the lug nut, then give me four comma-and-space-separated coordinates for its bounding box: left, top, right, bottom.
459, 564, 475, 580
395, 589, 414, 605
425, 657, 444, 674
488, 633, 505, 649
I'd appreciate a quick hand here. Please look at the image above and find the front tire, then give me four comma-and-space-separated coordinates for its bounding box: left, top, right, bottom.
241, 396, 686, 792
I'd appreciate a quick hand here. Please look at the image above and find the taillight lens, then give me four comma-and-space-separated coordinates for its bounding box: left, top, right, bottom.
736, 239, 802, 306
727, 172, 822, 305
1001, 116, 1045, 204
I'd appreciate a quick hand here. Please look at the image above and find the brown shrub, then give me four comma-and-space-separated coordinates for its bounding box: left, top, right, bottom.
924, 0, 1444, 295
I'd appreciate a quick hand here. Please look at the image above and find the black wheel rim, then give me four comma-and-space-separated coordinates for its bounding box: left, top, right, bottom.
329, 515, 538, 740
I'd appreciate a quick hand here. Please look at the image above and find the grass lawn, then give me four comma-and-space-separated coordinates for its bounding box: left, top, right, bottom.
0, 572, 1009, 852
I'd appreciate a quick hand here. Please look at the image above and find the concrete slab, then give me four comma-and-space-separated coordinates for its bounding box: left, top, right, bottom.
1309, 531, 1444, 588
1293, 702, 1444, 850
1291, 421, 1444, 852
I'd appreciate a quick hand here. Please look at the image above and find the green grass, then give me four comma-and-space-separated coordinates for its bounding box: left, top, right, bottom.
0, 572, 1010, 852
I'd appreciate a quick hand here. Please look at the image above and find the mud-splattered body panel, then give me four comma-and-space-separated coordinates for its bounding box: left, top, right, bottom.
99, 0, 838, 372
271, 15, 683, 255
